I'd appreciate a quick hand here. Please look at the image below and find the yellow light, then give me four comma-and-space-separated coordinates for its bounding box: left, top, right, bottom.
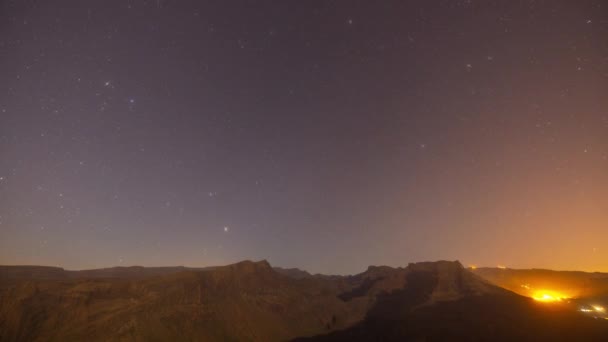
531, 290, 568, 303
497, 265, 507, 269
592, 305, 605, 313
534, 294, 556, 302
469, 265, 477, 270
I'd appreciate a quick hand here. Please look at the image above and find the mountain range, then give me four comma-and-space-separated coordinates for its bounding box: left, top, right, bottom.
1, 260, 607, 341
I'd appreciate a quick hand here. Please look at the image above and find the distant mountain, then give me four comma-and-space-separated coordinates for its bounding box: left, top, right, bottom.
1, 260, 607, 341
0, 265, 68, 282
0, 265, 213, 282
0, 260, 365, 341
472, 267, 608, 298
273, 267, 313, 279
300, 262, 608, 341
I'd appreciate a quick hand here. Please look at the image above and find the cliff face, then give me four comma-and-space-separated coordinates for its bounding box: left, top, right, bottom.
336, 260, 509, 305
299, 261, 608, 342
406, 261, 511, 302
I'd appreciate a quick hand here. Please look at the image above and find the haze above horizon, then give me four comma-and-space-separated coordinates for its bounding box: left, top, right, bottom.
1, 1, 607, 275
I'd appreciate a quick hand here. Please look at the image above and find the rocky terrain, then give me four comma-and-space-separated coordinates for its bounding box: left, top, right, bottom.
1, 260, 607, 341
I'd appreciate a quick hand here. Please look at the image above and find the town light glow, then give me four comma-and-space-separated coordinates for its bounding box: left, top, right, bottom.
531, 290, 568, 302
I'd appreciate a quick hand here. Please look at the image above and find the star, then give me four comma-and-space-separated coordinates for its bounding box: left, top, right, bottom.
224, 226, 229, 232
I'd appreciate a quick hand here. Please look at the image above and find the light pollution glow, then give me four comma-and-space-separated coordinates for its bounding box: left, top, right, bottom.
531, 290, 569, 302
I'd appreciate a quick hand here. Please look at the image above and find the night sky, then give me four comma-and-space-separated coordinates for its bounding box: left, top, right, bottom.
1, 1, 607, 274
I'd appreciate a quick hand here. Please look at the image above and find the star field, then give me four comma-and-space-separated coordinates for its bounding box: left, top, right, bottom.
0, 1, 607, 274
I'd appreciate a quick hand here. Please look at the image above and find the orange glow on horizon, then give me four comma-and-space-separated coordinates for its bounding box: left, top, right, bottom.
531, 290, 569, 303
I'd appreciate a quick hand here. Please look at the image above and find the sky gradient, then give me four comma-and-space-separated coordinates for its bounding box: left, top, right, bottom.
1, 0, 607, 274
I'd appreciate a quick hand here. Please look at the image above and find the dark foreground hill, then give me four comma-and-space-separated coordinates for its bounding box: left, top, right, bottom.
1, 261, 607, 341
298, 263, 608, 341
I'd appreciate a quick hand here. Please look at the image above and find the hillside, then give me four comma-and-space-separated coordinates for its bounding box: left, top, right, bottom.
0, 260, 366, 341
472, 267, 608, 298
1, 260, 607, 341
300, 262, 608, 341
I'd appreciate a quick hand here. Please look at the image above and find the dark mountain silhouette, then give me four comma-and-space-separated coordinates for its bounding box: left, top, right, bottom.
0, 265, 210, 282
1, 260, 607, 341
272, 267, 313, 279
298, 262, 608, 341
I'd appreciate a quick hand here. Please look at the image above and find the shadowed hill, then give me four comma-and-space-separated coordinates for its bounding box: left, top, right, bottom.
298, 261, 608, 341
273, 267, 313, 279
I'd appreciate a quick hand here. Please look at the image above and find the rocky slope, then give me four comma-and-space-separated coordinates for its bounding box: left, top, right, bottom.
1, 260, 607, 341
0, 260, 365, 341
300, 262, 608, 341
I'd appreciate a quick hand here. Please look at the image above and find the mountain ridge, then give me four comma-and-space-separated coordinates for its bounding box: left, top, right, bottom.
1, 260, 608, 341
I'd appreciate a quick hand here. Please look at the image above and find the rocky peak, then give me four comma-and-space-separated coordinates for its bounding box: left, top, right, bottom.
406, 260, 508, 302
